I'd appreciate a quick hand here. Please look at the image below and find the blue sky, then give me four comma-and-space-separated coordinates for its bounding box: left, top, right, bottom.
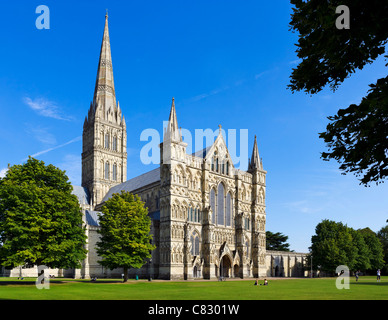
1, 1, 387, 253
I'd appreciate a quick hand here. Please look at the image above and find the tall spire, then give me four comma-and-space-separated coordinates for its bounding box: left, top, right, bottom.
93, 13, 116, 110
248, 135, 262, 171
165, 97, 181, 142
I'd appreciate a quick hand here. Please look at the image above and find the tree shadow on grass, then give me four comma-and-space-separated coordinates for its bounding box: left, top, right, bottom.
0, 281, 37, 286
353, 282, 388, 286
0, 279, 127, 286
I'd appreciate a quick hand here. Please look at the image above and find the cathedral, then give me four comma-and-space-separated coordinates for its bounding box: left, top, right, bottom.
1, 14, 307, 280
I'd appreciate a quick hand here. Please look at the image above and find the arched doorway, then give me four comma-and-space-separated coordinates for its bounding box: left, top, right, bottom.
193, 265, 201, 278
220, 255, 232, 278
233, 264, 240, 278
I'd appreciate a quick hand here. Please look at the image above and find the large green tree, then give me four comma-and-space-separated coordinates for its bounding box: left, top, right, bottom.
310, 220, 385, 274
359, 227, 385, 271
350, 228, 371, 271
310, 220, 357, 273
377, 225, 388, 273
0, 157, 87, 270
266, 231, 292, 252
96, 191, 155, 282
289, 0, 388, 185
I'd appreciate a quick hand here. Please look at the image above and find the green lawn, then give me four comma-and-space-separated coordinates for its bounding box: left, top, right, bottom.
0, 277, 387, 300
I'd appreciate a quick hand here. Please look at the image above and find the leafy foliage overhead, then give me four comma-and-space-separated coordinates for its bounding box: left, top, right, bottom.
289, 0, 388, 185
289, 0, 388, 94
320, 76, 388, 185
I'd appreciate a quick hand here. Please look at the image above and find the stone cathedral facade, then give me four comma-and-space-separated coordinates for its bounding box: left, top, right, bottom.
1, 14, 307, 279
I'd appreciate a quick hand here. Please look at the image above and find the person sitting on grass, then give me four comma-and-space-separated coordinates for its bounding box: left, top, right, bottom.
260, 279, 268, 286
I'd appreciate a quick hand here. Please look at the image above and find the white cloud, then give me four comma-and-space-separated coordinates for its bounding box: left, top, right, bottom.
0, 168, 8, 178
289, 59, 302, 65
188, 86, 230, 103
254, 67, 279, 80
283, 200, 323, 214
23, 97, 72, 121
27, 136, 82, 160
254, 71, 269, 79
26, 126, 57, 145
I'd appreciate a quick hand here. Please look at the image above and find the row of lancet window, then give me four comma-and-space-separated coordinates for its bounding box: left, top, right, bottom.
104, 162, 118, 181
190, 233, 200, 256
103, 133, 119, 151
187, 206, 202, 223
211, 155, 230, 175
210, 183, 233, 227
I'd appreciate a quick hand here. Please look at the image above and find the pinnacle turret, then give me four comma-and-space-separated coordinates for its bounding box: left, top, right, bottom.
164, 97, 182, 142
248, 135, 262, 171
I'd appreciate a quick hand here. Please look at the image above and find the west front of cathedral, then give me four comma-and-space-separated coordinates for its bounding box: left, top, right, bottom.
1, 15, 307, 280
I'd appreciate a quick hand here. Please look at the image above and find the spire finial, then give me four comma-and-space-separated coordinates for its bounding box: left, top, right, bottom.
93, 10, 116, 111
165, 97, 181, 142
248, 134, 261, 171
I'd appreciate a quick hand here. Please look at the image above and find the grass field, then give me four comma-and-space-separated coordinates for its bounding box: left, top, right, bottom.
0, 276, 387, 300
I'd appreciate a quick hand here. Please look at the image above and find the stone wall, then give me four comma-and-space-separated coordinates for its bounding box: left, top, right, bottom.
265, 251, 308, 277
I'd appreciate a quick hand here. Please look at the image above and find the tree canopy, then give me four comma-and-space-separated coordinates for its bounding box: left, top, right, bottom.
289, 0, 388, 94
319, 76, 388, 185
96, 191, 155, 282
377, 225, 388, 273
0, 157, 87, 270
266, 231, 292, 252
289, 0, 388, 185
310, 219, 384, 273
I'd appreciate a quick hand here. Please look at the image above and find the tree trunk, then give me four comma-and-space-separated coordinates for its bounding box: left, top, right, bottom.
123, 266, 128, 282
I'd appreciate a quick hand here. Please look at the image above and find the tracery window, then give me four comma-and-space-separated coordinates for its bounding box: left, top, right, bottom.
217, 183, 224, 226
226, 192, 232, 227
112, 163, 117, 181
112, 136, 117, 151
210, 188, 216, 224
105, 162, 109, 179
245, 240, 250, 258
104, 133, 110, 149
190, 233, 200, 256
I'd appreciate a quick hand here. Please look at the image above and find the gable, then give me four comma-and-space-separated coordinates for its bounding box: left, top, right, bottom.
203, 132, 235, 170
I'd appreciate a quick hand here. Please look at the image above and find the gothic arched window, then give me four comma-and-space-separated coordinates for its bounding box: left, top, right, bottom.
105, 162, 109, 180
226, 192, 232, 227
210, 188, 216, 224
217, 183, 224, 226
112, 163, 117, 181
104, 133, 110, 149
112, 136, 117, 151
191, 233, 200, 256
194, 236, 199, 255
